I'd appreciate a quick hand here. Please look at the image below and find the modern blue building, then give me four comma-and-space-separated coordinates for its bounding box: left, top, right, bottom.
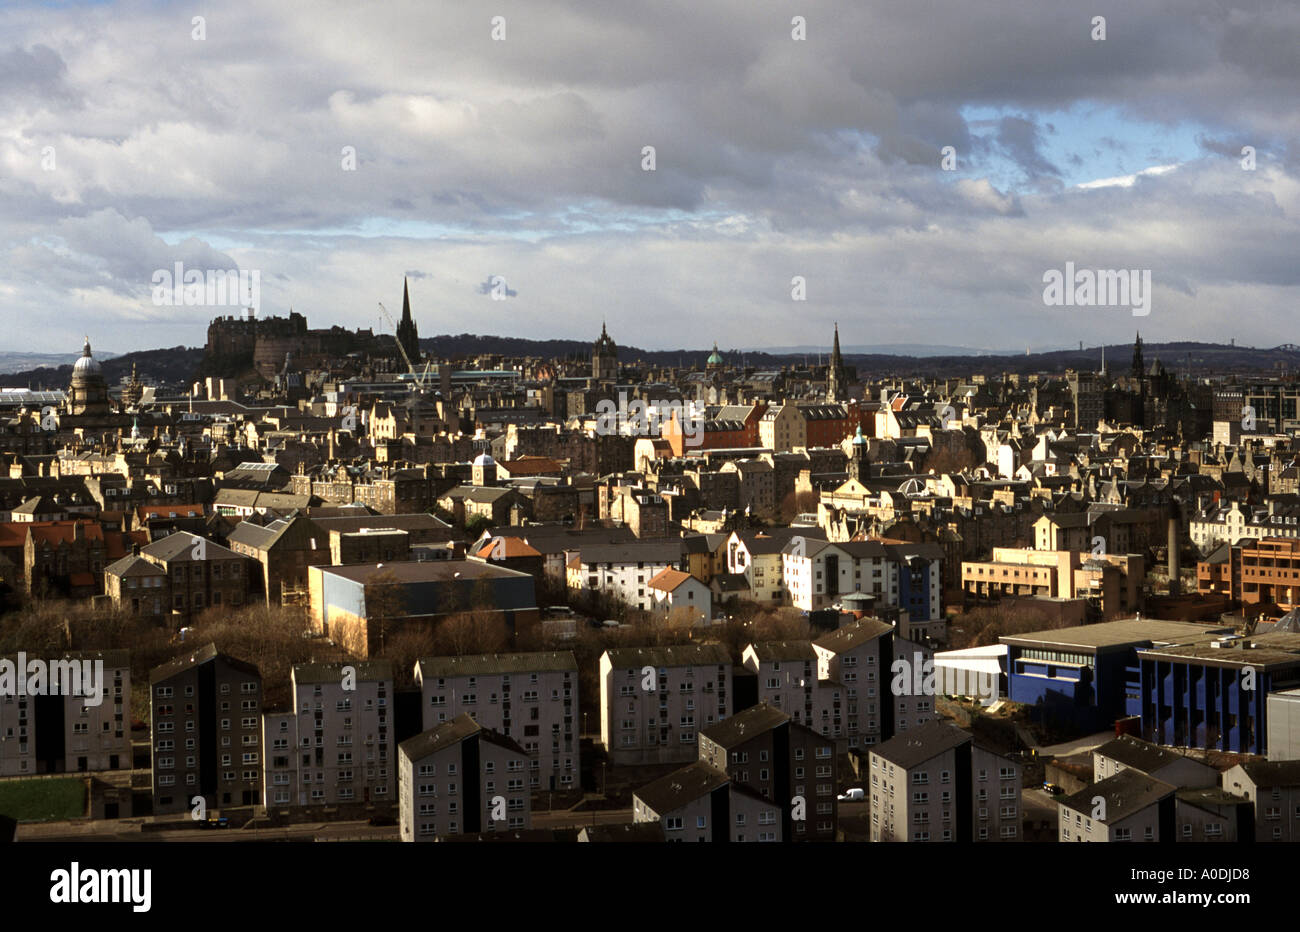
1001, 619, 1233, 732
1136, 633, 1300, 754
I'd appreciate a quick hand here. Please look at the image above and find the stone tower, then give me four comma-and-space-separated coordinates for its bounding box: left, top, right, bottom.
592, 322, 618, 381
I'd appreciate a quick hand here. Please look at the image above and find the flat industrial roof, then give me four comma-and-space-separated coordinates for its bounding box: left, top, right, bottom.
317, 560, 532, 585
1001, 618, 1233, 653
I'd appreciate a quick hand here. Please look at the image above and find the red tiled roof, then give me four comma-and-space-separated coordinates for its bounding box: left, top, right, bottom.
647, 568, 693, 592
475, 537, 541, 559
0, 523, 27, 549
28, 521, 106, 546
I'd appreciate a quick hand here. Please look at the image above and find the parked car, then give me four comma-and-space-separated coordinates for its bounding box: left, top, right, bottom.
1042, 782, 1063, 795
837, 788, 865, 802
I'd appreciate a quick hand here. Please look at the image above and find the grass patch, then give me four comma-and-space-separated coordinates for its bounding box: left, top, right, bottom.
0, 777, 87, 822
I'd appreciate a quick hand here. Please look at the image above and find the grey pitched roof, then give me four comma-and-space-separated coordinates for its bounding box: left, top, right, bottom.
711, 573, 750, 592
604, 644, 733, 669
104, 553, 165, 578
746, 640, 818, 663
398, 712, 528, 761
1235, 759, 1300, 787
141, 531, 240, 563
1093, 735, 1199, 775
700, 702, 789, 748
227, 521, 278, 549
417, 651, 577, 679
576, 539, 685, 565
634, 760, 730, 814
871, 720, 972, 769
813, 617, 895, 652
292, 660, 394, 685
149, 643, 260, 685
1060, 769, 1176, 824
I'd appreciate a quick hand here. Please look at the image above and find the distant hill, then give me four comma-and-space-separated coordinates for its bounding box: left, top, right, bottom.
2, 336, 1291, 390
0, 346, 205, 390
0, 351, 119, 375
423, 334, 1300, 377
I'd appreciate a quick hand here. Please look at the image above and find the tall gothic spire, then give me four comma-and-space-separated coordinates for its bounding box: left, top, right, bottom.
827, 323, 846, 402
396, 277, 420, 364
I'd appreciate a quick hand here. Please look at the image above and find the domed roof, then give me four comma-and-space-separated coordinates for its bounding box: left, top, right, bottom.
473, 453, 496, 467
852, 425, 867, 446
72, 337, 102, 377
707, 343, 723, 364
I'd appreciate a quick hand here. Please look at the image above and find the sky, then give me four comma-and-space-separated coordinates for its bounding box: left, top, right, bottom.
2, 0, 1299, 356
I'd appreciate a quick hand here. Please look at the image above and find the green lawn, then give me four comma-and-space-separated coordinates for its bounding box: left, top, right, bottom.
0, 777, 87, 822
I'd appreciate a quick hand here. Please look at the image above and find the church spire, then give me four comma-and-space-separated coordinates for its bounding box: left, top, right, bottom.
396, 277, 420, 364
827, 323, 846, 402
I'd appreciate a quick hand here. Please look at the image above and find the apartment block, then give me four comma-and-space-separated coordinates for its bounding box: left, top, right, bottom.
811, 617, 896, 749
0, 649, 129, 775
1174, 788, 1253, 842
1222, 760, 1300, 842
150, 643, 263, 815
1092, 734, 1217, 788
869, 720, 1021, 842
600, 645, 733, 765
1058, 769, 1175, 842
415, 651, 578, 790
398, 713, 532, 841
262, 708, 296, 808
632, 760, 780, 842
743, 641, 821, 726
275, 661, 395, 807
698, 703, 837, 841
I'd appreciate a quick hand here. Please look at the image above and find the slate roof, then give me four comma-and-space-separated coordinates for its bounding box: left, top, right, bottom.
1059, 769, 1176, 825
871, 720, 973, 769
634, 760, 730, 815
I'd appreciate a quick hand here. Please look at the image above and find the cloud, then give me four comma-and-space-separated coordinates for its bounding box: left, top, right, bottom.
477, 275, 517, 298
0, 0, 1296, 353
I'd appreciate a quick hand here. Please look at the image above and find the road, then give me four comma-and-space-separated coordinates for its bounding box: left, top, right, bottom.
530, 808, 632, 830
1036, 731, 1116, 757
18, 818, 401, 843
18, 809, 633, 842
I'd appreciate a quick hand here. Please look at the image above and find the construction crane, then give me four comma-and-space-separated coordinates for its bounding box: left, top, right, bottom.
377, 301, 434, 391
